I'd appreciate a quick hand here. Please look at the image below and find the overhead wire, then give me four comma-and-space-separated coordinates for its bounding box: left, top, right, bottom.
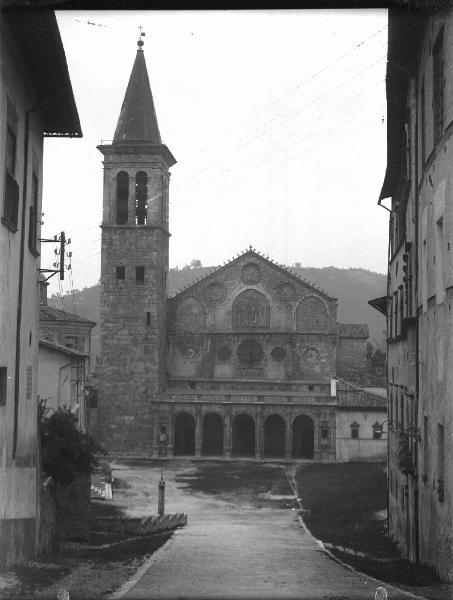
65, 76, 386, 265
59, 21, 396, 284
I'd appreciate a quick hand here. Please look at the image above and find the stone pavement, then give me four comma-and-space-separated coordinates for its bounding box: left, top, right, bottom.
109, 461, 425, 600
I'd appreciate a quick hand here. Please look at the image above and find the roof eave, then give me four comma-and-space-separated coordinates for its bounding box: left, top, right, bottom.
39, 338, 88, 358
169, 249, 336, 301
368, 295, 389, 316
5, 10, 82, 137
379, 9, 428, 201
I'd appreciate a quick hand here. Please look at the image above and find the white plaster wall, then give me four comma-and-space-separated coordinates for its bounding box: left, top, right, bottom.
37, 347, 73, 413
0, 20, 43, 527
336, 409, 387, 462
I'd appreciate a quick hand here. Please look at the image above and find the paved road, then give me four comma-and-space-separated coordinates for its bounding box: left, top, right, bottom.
109, 461, 423, 600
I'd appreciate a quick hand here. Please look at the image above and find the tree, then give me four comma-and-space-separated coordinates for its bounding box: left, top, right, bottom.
190, 259, 202, 269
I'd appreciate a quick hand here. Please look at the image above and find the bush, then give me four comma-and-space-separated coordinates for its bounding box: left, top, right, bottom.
39, 401, 105, 487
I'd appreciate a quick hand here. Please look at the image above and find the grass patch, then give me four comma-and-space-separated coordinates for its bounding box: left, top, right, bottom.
332, 550, 441, 589
295, 462, 394, 558
90, 498, 124, 518
177, 461, 294, 508
295, 462, 442, 592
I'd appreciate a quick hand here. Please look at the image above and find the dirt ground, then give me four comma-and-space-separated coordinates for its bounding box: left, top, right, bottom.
0, 498, 171, 600
2, 459, 451, 600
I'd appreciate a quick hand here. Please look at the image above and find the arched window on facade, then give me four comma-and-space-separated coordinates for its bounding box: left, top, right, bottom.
232, 289, 270, 328
296, 296, 328, 333
135, 171, 148, 225
116, 171, 129, 225
372, 421, 383, 440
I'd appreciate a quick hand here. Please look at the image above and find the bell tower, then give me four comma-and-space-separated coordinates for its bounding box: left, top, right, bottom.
97, 36, 176, 453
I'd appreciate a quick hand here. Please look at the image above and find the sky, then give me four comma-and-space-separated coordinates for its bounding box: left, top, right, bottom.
42, 9, 389, 298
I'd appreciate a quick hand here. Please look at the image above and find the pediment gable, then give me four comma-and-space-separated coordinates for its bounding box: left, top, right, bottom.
168, 248, 336, 305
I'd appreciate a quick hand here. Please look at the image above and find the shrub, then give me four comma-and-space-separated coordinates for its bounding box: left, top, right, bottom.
39, 400, 105, 487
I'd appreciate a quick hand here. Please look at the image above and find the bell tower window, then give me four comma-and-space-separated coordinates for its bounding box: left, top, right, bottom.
116, 171, 129, 225
136, 266, 145, 285
135, 171, 148, 225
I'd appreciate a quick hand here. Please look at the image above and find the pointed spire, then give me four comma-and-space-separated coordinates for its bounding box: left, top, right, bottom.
113, 35, 162, 145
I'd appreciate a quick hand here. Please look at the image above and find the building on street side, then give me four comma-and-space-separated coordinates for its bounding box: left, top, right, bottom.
374, 6, 453, 582
0, 11, 81, 565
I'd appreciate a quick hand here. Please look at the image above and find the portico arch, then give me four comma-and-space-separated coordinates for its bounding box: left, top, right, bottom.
174, 412, 195, 456
232, 413, 255, 457
264, 414, 285, 458
292, 414, 314, 459
202, 413, 224, 456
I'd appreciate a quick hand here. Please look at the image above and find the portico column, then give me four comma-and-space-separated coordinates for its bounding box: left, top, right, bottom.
313, 413, 320, 462
167, 408, 174, 458
224, 404, 232, 458
195, 404, 202, 457
152, 403, 159, 456
285, 417, 292, 459
255, 409, 263, 460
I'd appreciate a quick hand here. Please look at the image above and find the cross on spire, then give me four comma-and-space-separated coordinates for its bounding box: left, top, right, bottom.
137, 25, 145, 49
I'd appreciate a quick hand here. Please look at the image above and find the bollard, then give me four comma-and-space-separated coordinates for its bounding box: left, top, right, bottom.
158, 474, 165, 516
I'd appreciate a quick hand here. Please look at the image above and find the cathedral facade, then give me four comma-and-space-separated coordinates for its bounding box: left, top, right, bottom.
96, 39, 386, 462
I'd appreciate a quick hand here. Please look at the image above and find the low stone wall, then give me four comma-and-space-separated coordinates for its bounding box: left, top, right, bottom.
36, 477, 58, 555
92, 513, 188, 536
56, 473, 91, 542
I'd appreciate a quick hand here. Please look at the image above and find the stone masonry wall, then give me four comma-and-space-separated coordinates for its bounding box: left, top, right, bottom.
167, 252, 338, 385
168, 332, 336, 382
97, 150, 170, 454
98, 226, 167, 452
337, 336, 368, 373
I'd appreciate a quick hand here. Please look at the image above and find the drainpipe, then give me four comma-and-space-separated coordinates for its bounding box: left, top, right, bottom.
13, 90, 66, 458
378, 194, 392, 536
413, 69, 420, 568
58, 358, 74, 407
13, 107, 32, 458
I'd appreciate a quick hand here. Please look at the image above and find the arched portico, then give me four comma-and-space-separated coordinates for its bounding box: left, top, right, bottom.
232, 413, 255, 457
174, 411, 195, 456
202, 412, 224, 456
292, 414, 314, 459
264, 414, 285, 458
